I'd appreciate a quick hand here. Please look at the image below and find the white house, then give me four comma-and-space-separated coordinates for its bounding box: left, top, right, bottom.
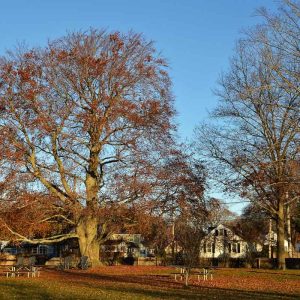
0, 241, 9, 251
295, 233, 300, 253
200, 224, 249, 258
264, 231, 288, 251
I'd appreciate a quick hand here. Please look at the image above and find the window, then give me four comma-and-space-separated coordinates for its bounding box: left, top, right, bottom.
215, 230, 218, 236
206, 243, 216, 253
232, 243, 237, 253
228, 243, 231, 253
39, 245, 48, 255
207, 243, 212, 253
203, 243, 207, 253
232, 243, 240, 253
32, 246, 48, 255
4, 248, 17, 255
224, 230, 227, 236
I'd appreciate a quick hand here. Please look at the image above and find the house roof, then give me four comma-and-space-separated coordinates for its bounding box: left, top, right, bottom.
102, 240, 124, 246
102, 239, 139, 248
204, 224, 244, 241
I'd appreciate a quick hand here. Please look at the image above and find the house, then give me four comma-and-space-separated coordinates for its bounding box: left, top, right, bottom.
1, 242, 58, 257
264, 231, 288, 251
0, 239, 79, 263
0, 241, 9, 251
295, 233, 300, 253
101, 234, 153, 260
263, 231, 300, 258
1, 234, 152, 266
165, 241, 182, 256
200, 224, 250, 259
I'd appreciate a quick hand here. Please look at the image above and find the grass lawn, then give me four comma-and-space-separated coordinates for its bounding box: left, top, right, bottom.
0, 266, 299, 299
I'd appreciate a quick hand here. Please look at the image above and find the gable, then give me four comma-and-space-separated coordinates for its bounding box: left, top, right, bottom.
204, 224, 244, 242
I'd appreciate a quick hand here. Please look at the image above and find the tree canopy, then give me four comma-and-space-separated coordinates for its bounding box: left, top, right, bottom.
0, 29, 175, 264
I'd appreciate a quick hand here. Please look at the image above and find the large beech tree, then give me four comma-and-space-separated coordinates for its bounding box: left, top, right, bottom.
196, 1, 300, 269
0, 29, 175, 265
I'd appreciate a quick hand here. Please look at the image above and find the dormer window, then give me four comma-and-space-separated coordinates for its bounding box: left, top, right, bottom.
215, 230, 219, 236
207, 243, 215, 253
207, 243, 211, 252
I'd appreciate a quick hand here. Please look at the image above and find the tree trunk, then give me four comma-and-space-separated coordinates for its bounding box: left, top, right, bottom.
80, 146, 101, 266
276, 202, 286, 270
76, 215, 100, 266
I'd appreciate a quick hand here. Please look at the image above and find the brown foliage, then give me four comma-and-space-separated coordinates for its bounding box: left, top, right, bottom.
0, 29, 175, 261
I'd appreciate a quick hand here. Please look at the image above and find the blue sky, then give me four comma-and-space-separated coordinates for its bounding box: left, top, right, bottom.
0, 0, 278, 212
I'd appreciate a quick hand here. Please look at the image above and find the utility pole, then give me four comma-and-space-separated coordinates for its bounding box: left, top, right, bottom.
286, 192, 293, 258
268, 218, 272, 259
171, 218, 175, 262
170, 196, 175, 264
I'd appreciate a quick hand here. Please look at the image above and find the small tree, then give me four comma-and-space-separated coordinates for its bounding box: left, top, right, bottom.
175, 209, 207, 286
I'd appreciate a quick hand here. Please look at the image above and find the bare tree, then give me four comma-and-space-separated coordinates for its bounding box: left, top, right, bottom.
195, 1, 300, 269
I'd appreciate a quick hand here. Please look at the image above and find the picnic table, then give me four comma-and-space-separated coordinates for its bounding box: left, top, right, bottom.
0, 264, 42, 278
171, 266, 214, 282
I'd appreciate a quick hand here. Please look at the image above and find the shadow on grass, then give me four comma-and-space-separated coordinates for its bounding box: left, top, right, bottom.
101, 285, 299, 300
0, 281, 53, 300
59, 270, 299, 300
2, 269, 298, 300
245, 270, 300, 277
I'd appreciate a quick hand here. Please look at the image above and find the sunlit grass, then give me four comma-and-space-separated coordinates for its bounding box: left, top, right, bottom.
0, 266, 299, 299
